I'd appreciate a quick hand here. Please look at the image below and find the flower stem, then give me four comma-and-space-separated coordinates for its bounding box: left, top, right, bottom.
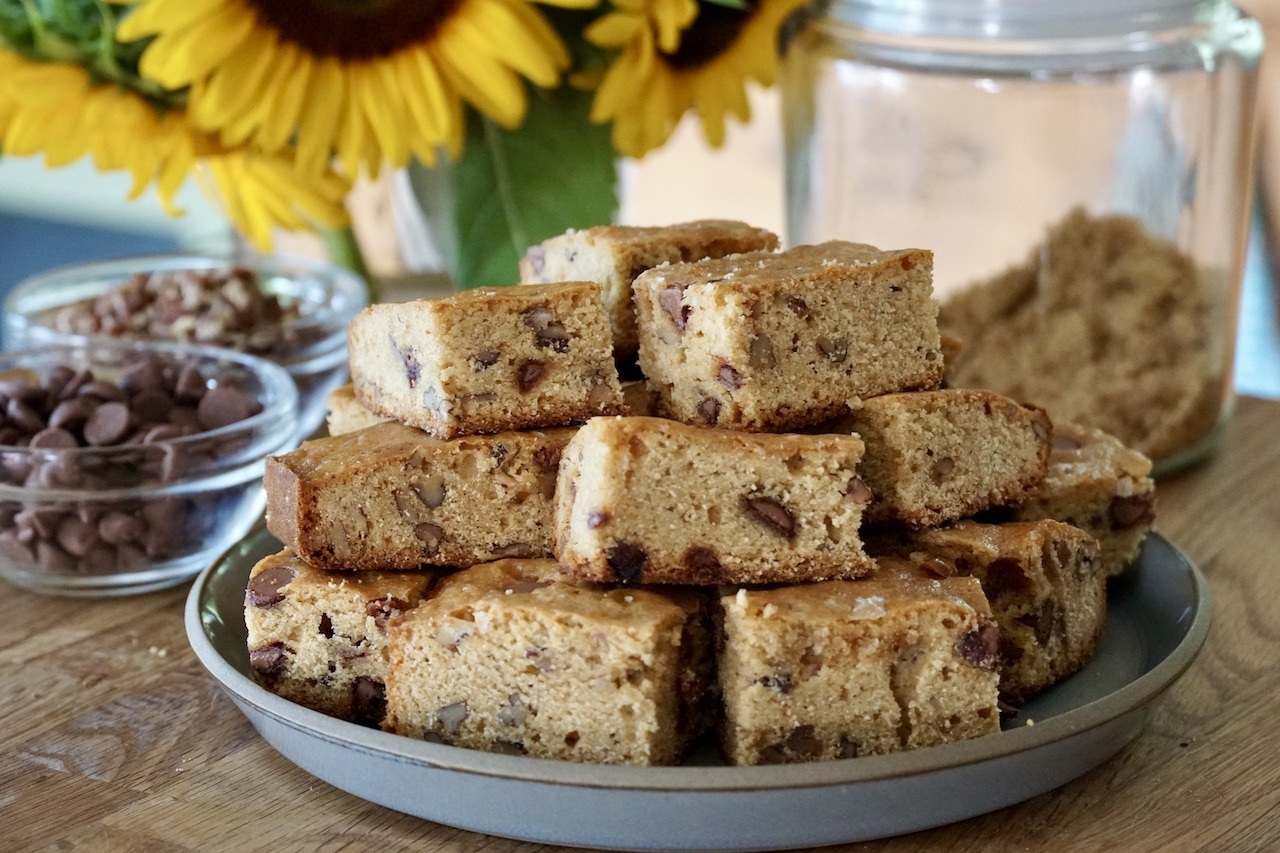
322, 226, 379, 303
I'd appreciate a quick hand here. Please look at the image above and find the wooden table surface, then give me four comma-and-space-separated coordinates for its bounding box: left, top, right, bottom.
2, 396, 1278, 853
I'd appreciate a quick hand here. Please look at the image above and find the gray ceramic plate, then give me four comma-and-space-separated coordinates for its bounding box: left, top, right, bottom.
187, 528, 1211, 851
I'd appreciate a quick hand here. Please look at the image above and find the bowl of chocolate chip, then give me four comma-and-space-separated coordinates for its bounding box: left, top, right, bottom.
4, 254, 366, 442
0, 340, 297, 596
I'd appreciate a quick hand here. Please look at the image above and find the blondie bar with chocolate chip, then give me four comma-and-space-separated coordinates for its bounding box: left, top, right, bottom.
717, 557, 1001, 765
265, 421, 575, 570
347, 282, 624, 439
554, 416, 875, 585
383, 558, 715, 765
519, 220, 779, 361
816, 389, 1052, 529
633, 242, 943, 432
998, 421, 1155, 576
869, 519, 1104, 700
245, 549, 438, 726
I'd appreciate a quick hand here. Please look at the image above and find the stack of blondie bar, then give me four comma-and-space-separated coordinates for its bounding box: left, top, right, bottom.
246, 220, 1156, 768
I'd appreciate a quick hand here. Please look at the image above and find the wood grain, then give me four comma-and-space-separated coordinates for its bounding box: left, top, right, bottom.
3, 397, 1279, 852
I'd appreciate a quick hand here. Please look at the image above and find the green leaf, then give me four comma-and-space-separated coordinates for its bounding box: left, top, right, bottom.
446, 85, 618, 288
700, 0, 751, 9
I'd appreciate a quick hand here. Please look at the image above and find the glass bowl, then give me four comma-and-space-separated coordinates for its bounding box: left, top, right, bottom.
3, 253, 366, 443
0, 340, 297, 596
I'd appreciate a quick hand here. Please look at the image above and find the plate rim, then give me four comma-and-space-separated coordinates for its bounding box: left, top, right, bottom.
186, 530, 1211, 794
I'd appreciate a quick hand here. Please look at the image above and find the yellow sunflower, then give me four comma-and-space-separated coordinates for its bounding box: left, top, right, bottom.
0, 52, 350, 250
587, 0, 807, 158
117, 0, 596, 179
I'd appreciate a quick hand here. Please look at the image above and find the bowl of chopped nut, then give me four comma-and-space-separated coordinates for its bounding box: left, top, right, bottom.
0, 339, 297, 595
4, 254, 366, 442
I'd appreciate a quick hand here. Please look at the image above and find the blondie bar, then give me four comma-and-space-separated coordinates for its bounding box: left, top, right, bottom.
383, 558, 715, 765
870, 519, 1104, 700
245, 549, 437, 725
633, 242, 943, 432
555, 416, 875, 585
519, 220, 779, 360
266, 422, 575, 569
718, 557, 1001, 765
819, 389, 1052, 528
348, 282, 624, 438
997, 421, 1155, 576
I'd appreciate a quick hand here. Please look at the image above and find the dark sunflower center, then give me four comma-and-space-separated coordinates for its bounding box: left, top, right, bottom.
665, 2, 753, 72
247, 0, 466, 61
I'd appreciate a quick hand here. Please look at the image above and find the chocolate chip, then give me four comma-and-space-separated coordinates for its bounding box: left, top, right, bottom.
683, 546, 724, 582
843, 476, 873, 503
658, 287, 690, 331
492, 740, 527, 756
29, 427, 78, 449
784, 295, 811, 320
717, 364, 742, 390
77, 380, 126, 403
818, 336, 849, 364
249, 643, 289, 678
48, 397, 95, 431
55, 515, 97, 557
436, 701, 468, 734
1017, 600, 1057, 645
516, 360, 547, 393
748, 334, 777, 369
7, 398, 46, 434
318, 613, 334, 638
98, 511, 146, 545
1110, 493, 1155, 529
196, 385, 259, 431
248, 563, 296, 607
174, 365, 208, 401
83, 401, 133, 446
741, 495, 796, 540
786, 725, 822, 758
352, 676, 387, 726
607, 541, 648, 584
955, 623, 1000, 669
985, 557, 1030, 595
1031, 418, 1049, 442
587, 511, 611, 529
837, 738, 860, 759
757, 672, 793, 694
696, 396, 721, 425
367, 596, 411, 633
470, 350, 501, 369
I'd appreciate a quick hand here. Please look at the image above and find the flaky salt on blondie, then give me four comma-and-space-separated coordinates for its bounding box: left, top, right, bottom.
717, 557, 1001, 766
520, 220, 779, 361
348, 282, 624, 439
245, 549, 438, 726
996, 421, 1155, 576
383, 559, 715, 765
633, 242, 943, 432
554, 416, 875, 585
266, 422, 575, 570
870, 519, 1104, 700
819, 389, 1052, 528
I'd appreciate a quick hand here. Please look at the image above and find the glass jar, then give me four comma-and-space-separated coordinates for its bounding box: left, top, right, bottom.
782, 0, 1263, 473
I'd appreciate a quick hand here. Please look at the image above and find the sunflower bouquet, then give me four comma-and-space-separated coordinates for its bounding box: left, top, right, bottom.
0, 0, 806, 289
